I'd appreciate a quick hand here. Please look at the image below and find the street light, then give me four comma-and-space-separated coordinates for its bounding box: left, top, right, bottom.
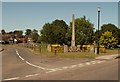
97, 7, 100, 54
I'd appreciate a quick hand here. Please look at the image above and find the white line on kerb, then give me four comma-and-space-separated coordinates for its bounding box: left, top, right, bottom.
25, 61, 46, 70
25, 74, 39, 77
16, 49, 47, 70
18, 55, 24, 61
4, 77, 19, 81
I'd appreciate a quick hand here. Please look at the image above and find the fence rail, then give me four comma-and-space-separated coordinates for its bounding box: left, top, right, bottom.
18, 43, 41, 52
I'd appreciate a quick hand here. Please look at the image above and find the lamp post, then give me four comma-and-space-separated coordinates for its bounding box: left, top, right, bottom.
97, 7, 100, 54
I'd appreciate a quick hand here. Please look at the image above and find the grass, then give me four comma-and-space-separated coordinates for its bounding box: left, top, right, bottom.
57, 52, 96, 59
96, 49, 119, 56
34, 44, 119, 59
4, 44, 119, 59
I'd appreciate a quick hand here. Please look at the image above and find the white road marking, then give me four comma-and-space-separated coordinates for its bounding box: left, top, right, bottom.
15, 49, 107, 76
86, 62, 91, 65
97, 60, 106, 63
16, 50, 24, 60
25, 74, 39, 77
46, 69, 57, 73
55, 68, 62, 71
25, 61, 46, 70
91, 61, 96, 63
69, 65, 77, 68
91, 62, 96, 64
16, 49, 47, 70
62, 66, 68, 69
78, 63, 84, 67
18, 55, 24, 61
4, 77, 19, 81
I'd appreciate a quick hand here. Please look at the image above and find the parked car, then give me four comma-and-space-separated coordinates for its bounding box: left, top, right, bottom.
0, 40, 5, 44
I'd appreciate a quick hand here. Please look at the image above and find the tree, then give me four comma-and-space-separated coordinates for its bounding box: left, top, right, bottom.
67, 16, 94, 45
13, 30, 23, 38
101, 23, 118, 37
25, 29, 32, 36
52, 19, 68, 32
30, 29, 39, 43
40, 19, 68, 45
1, 29, 6, 34
99, 31, 118, 48
95, 23, 120, 44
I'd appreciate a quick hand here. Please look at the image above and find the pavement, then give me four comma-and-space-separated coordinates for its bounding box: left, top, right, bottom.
0, 45, 4, 52
95, 54, 119, 60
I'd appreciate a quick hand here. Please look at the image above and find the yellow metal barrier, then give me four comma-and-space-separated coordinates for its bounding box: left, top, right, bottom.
51, 44, 64, 53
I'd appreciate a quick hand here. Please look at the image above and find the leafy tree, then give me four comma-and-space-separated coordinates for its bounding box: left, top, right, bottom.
101, 23, 118, 37
13, 30, 23, 38
52, 19, 68, 32
8, 31, 14, 34
36, 36, 42, 43
95, 23, 120, 44
99, 31, 118, 48
25, 29, 32, 36
30, 29, 39, 43
67, 16, 94, 45
1, 29, 6, 34
40, 19, 68, 45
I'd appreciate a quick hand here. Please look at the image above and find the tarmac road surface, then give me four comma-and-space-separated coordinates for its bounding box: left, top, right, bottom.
2, 45, 119, 81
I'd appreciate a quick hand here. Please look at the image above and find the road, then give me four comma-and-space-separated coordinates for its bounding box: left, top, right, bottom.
2, 45, 119, 81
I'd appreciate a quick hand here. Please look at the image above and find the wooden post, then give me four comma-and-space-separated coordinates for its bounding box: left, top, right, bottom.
54, 47, 57, 55
39, 44, 41, 53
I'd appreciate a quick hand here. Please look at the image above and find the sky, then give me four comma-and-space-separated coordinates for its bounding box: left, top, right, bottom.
1, 2, 119, 34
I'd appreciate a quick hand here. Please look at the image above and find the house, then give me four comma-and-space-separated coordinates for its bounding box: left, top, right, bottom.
0, 33, 13, 44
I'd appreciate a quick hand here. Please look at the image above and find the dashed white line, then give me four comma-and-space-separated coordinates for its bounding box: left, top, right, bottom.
55, 68, 62, 71
4, 77, 20, 81
25, 74, 39, 77
91, 61, 96, 63
91, 62, 96, 64
78, 63, 84, 67
62, 66, 68, 69
15, 49, 107, 76
69, 65, 77, 68
46, 69, 57, 73
97, 60, 106, 63
86, 62, 91, 65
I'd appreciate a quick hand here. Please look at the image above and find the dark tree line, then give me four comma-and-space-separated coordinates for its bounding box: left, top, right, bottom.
39, 16, 95, 46
1, 16, 120, 48
39, 16, 120, 48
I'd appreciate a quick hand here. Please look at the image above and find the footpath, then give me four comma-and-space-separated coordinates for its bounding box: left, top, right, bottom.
0, 47, 4, 52
95, 54, 119, 60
